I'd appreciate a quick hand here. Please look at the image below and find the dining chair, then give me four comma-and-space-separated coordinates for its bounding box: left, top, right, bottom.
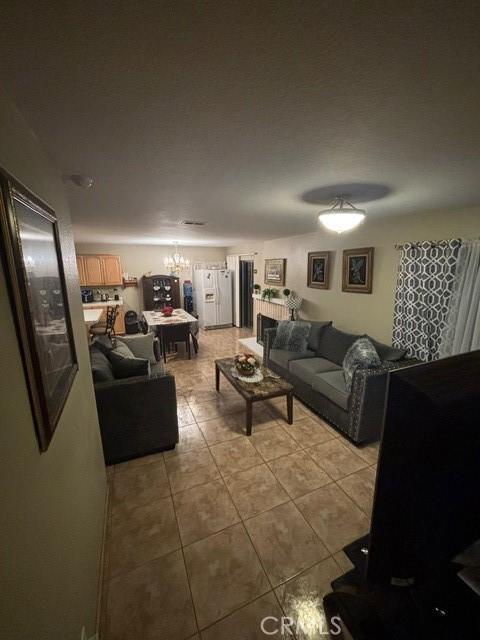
90, 304, 119, 344
160, 323, 191, 363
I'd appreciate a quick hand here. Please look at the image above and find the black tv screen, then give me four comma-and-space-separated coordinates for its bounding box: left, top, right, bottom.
367, 351, 480, 587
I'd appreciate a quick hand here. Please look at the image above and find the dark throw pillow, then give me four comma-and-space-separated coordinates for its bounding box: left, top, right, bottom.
272, 320, 312, 352
317, 325, 365, 365
343, 337, 381, 390
89, 346, 114, 383
307, 320, 333, 352
108, 350, 150, 379
367, 336, 407, 362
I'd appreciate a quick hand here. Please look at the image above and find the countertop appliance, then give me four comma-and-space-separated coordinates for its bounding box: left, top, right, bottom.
81, 289, 93, 303
193, 269, 232, 329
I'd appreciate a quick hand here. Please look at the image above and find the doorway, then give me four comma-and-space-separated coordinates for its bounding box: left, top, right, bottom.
239, 260, 254, 328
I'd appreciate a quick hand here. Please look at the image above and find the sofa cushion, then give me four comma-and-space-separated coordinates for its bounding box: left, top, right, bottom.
343, 337, 381, 390
116, 333, 158, 364
311, 370, 351, 411
269, 348, 315, 370
109, 350, 151, 379
272, 320, 312, 352
289, 357, 342, 386
368, 336, 407, 362
317, 326, 365, 366
90, 346, 115, 383
307, 320, 333, 352
110, 341, 135, 359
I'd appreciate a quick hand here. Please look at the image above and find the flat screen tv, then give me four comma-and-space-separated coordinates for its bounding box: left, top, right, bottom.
367, 350, 480, 587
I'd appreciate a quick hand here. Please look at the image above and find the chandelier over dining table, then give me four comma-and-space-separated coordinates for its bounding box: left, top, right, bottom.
164, 242, 191, 274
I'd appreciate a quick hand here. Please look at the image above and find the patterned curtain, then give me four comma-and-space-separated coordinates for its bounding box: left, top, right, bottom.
392, 239, 461, 361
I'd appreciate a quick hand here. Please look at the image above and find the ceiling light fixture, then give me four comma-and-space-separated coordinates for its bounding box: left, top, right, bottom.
318, 197, 366, 233
164, 242, 191, 275
62, 174, 95, 188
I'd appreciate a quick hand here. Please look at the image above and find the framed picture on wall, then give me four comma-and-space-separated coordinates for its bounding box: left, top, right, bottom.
264, 258, 286, 286
307, 251, 331, 289
0, 169, 78, 451
342, 247, 374, 293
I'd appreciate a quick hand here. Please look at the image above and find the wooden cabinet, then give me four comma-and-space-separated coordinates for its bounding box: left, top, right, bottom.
142, 274, 181, 310
83, 255, 104, 286
101, 255, 123, 285
76, 254, 123, 286
77, 255, 87, 286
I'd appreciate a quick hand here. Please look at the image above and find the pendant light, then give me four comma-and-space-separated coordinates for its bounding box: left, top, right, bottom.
318, 197, 366, 233
164, 242, 191, 275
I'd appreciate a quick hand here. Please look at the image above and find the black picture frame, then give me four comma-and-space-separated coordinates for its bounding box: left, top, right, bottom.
0, 169, 78, 451
307, 251, 331, 289
342, 247, 374, 293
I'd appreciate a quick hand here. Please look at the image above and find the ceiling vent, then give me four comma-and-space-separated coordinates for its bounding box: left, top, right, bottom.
179, 220, 206, 226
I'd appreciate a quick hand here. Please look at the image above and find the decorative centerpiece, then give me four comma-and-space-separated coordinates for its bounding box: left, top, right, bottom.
261, 287, 278, 302
234, 353, 263, 383
161, 306, 174, 317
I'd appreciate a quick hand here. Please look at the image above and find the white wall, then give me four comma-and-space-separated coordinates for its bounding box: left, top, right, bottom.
75, 242, 227, 313
228, 207, 480, 343
0, 88, 106, 640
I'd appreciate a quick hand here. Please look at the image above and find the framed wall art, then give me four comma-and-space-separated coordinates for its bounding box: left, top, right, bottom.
0, 169, 78, 451
307, 251, 331, 289
342, 247, 374, 293
264, 258, 286, 286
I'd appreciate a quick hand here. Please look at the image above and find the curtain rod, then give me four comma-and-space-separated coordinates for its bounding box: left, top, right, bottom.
395, 238, 463, 250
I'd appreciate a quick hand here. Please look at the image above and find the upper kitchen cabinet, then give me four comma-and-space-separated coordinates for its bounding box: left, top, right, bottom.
101, 255, 123, 285
77, 254, 123, 286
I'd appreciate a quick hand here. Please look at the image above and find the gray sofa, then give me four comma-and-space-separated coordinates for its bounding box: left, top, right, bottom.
90, 341, 179, 465
264, 322, 415, 444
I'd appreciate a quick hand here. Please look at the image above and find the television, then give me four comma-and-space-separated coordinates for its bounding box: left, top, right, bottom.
366, 350, 480, 588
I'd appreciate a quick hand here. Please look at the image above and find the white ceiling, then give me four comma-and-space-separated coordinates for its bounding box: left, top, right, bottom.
1, 1, 480, 246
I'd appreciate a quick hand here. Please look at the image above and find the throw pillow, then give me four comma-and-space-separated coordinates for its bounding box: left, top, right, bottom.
116, 333, 158, 364
109, 350, 150, 379
307, 320, 333, 352
110, 341, 136, 360
89, 346, 115, 383
317, 325, 365, 365
272, 320, 312, 352
343, 337, 381, 390
92, 334, 114, 356
367, 336, 407, 362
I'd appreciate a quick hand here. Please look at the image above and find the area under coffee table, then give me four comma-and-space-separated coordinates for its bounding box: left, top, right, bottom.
214, 357, 293, 435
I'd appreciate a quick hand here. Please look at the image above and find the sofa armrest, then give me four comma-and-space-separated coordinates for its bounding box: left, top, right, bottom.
348, 359, 418, 443
94, 373, 179, 464
263, 327, 278, 366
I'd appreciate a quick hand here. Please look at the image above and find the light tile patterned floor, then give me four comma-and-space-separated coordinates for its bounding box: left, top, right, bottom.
101, 327, 379, 639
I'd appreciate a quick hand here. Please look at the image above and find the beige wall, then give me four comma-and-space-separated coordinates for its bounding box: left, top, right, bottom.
228, 207, 480, 343
0, 89, 106, 639
75, 242, 227, 313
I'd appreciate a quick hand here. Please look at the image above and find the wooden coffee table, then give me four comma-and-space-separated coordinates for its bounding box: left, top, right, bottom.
215, 357, 293, 435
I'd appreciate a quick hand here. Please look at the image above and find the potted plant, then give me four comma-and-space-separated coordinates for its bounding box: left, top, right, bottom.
253, 283, 261, 295
234, 353, 259, 377
261, 287, 278, 302
283, 288, 291, 297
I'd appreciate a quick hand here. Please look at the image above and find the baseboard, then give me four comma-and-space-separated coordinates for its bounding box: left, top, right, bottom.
95, 478, 110, 637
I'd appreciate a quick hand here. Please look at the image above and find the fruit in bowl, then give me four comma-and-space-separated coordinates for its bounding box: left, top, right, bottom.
161, 306, 174, 317
235, 353, 259, 377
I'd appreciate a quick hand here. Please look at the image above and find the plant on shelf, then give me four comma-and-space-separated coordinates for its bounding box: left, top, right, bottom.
261, 287, 278, 301
284, 290, 303, 320
234, 353, 259, 377
253, 283, 261, 295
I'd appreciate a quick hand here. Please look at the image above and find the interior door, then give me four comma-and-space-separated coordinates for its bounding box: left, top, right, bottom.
240, 260, 254, 328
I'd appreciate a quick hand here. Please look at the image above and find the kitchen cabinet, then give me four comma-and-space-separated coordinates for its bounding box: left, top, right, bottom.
76, 254, 123, 286
77, 255, 87, 286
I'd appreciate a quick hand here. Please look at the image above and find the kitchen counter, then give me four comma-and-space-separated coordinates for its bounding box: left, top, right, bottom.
82, 298, 123, 308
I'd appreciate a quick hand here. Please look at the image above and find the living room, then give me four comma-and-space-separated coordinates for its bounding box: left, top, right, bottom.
1, 3, 480, 640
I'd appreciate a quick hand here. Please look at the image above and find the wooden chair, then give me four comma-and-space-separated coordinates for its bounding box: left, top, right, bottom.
160, 323, 191, 363
90, 305, 119, 344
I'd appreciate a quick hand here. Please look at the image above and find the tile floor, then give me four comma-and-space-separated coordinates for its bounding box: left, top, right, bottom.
101, 327, 379, 639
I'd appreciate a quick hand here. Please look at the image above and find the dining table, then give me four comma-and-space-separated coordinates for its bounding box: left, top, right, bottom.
142, 308, 199, 361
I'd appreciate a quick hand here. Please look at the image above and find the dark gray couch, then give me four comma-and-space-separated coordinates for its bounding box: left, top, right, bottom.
264, 322, 415, 444
90, 343, 179, 464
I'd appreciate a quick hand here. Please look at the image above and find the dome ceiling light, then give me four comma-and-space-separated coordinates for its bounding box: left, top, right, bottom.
318, 197, 366, 233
